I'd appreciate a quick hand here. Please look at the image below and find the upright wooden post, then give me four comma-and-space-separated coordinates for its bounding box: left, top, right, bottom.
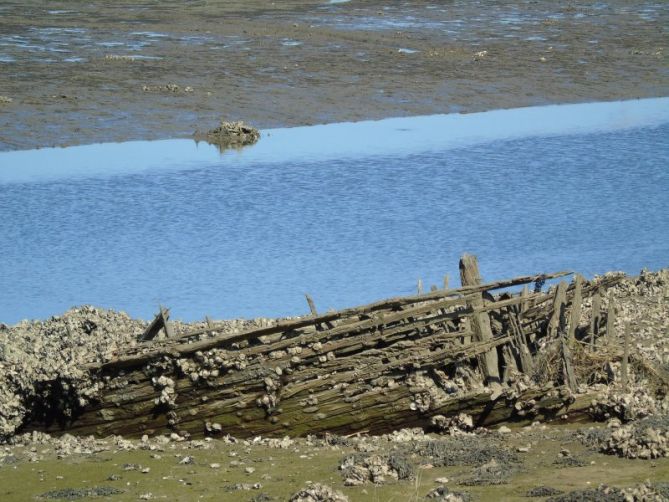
417, 279, 424, 295
561, 335, 578, 392
509, 312, 532, 373
590, 291, 601, 350
567, 275, 583, 344
160, 305, 174, 338
520, 285, 529, 313
443, 274, 450, 290
622, 321, 630, 391
305, 294, 318, 316
606, 293, 616, 346
547, 281, 568, 338
459, 254, 500, 387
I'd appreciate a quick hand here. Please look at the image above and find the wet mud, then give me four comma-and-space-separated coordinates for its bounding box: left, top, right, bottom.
0, 0, 667, 150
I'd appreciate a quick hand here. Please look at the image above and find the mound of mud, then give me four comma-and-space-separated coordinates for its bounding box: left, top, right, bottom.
194, 120, 260, 149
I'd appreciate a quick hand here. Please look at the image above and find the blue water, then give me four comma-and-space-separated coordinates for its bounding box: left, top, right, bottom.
1, 99, 668, 324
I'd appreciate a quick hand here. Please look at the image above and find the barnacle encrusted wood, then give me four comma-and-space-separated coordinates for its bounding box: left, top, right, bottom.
7, 258, 667, 440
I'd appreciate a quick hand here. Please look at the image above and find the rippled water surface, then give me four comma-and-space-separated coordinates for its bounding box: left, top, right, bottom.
1, 99, 668, 323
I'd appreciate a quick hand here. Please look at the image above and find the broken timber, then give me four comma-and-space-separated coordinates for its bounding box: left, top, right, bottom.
23, 259, 616, 439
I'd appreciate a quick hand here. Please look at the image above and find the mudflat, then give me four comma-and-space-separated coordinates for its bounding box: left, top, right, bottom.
0, 0, 667, 150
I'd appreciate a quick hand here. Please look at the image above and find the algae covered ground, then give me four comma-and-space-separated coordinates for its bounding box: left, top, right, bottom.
1, 422, 668, 501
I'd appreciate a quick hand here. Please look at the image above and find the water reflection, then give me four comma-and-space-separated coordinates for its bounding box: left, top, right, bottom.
2, 98, 668, 184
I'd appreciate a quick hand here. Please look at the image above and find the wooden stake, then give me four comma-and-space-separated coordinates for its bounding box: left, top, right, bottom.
417, 279, 424, 295
305, 294, 318, 316
606, 293, 616, 346
567, 275, 583, 344
443, 274, 450, 290
622, 321, 630, 391
140, 309, 168, 341
520, 284, 529, 313
160, 306, 174, 338
459, 254, 500, 386
590, 291, 601, 350
561, 336, 578, 392
547, 281, 568, 338
509, 312, 532, 374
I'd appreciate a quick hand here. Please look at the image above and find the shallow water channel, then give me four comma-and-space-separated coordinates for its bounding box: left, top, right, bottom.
1, 98, 668, 324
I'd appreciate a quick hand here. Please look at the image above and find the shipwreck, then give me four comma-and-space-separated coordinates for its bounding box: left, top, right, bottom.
21, 254, 650, 439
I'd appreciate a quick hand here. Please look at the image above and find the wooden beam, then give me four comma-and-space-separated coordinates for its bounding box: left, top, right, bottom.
305, 294, 318, 316
160, 306, 174, 338
139, 309, 167, 342
547, 281, 567, 338
606, 293, 616, 346
590, 291, 601, 351
460, 254, 500, 386
567, 274, 583, 344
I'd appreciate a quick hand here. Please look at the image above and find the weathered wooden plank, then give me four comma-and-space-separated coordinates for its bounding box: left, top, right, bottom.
547, 281, 568, 338
140, 308, 168, 341
305, 294, 318, 316
459, 254, 500, 386
606, 293, 616, 345
567, 275, 583, 344
591, 291, 601, 350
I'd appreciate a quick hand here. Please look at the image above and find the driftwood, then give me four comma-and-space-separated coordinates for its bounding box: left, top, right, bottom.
23, 257, 612, 439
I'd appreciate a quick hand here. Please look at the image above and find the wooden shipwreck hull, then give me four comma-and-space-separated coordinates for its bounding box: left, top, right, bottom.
25, 257, 618, 438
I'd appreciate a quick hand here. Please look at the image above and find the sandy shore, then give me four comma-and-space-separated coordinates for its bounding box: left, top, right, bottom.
0, 0, 667, 150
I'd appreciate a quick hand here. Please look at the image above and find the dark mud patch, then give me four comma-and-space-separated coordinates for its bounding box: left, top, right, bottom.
527, 486, 563, 497
40, 486, 123, 500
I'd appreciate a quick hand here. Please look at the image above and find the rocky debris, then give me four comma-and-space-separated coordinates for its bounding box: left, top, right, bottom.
0, 95, 12, 104
225, 483, 263, 492
194, 120, 260, 149
382, 427, 428, 443
589, 387, 667, 422
39, 486, 123, 499
553, 453, 587, 468
527, 486, 563, 497
324, 434, 352, 447
546, 481, 669, 502
250, 495, 274, 502
581, 415, 669, 459
0, 306, 147, 439
430, 413, 475, 435
460, 458, 511, 485
103, 54, 141, 61
289, 483, 349, 502
142, 83, 193, 93
425, 486, 471, 501
340, 452, 414, 485
411, 437, 519, 468
0, 306, 287, 441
